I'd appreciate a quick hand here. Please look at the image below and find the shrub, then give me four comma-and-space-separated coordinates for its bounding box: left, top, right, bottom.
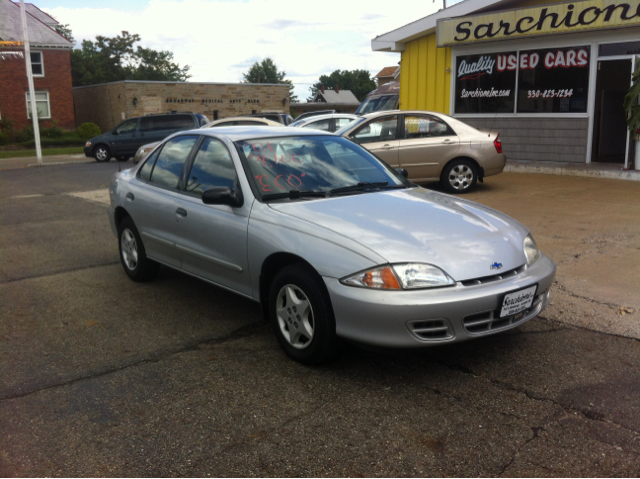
16, 126, 34, 143
77, 122, 101, 141
41, 126, 64, 138
0, 133, 9, 146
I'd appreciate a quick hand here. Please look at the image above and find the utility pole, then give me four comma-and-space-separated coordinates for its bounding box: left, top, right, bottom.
19, 0, 42, 166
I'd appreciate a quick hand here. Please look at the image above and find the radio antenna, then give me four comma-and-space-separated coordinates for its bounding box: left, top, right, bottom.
488, 112, 498, 137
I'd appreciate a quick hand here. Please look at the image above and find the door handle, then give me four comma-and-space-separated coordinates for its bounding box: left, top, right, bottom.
176, 208, 187, 217
442, 139, 453, 144
381, 144, 395, 149
126, 192, 134, 201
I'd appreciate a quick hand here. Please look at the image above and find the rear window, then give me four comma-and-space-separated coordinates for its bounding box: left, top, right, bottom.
151, 115, 195, 131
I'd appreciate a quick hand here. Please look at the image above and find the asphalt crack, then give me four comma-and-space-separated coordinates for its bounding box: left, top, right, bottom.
0, 261, 120, 284
0, 322, 265, 401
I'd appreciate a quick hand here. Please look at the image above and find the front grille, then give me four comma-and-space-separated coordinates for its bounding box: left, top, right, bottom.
408, 319, 454, 341
462, 294, 543, 334
461, 265, 527, 287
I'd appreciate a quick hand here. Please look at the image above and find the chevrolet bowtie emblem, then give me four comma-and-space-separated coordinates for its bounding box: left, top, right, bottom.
491, 262, 503, 270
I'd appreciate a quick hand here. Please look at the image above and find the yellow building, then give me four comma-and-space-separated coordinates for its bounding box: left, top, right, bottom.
372, 0, 640, 167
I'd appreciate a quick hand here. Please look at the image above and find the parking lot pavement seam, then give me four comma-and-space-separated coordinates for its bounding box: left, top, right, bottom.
0, 260, 120, 285
0, 322, 265, 402
497, 422, 560, 476
554, 280, 629, 311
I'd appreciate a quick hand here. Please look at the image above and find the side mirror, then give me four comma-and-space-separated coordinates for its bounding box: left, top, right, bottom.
112, 130, 119, 135
396, 168, 408, 178
202, 187, 243, 207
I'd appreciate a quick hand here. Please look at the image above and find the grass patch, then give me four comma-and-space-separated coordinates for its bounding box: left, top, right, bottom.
0, 147, 85, 159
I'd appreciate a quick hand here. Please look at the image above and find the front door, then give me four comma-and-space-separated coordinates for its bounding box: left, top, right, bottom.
174, 136, 252, 296
111, 118, 139, 156
349, 115, 400, 167
399, 114, 460, 181
592, 59, 633, 164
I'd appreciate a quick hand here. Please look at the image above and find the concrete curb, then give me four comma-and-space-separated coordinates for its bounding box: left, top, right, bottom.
505, 162, 640, 181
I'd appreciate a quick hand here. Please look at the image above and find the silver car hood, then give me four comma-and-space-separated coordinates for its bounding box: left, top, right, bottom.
268, 188, 529, 281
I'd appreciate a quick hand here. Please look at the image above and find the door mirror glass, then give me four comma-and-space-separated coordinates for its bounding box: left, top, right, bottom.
395, 168, 408, 178
202, 187, 243, 207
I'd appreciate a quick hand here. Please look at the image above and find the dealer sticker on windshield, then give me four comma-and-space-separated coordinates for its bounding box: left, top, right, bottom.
500, 285, 537, 318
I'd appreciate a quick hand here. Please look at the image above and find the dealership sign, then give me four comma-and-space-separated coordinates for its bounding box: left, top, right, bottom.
437, 0, 640, 46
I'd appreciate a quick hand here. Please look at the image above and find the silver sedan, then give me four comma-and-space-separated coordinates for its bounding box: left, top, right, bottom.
109, 127, 555, 364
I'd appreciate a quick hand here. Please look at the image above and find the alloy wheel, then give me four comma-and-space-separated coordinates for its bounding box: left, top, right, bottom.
276, 284, 315, 349
120, 228, 138, 271
448, 164, 474, 191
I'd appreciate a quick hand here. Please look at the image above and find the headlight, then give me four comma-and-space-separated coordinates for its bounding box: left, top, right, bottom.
341, 263, 455, 290
524, 234, 540, 265
85, 141, 91, 147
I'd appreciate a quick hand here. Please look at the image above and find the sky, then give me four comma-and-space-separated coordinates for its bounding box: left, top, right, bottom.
39, 0, 449, 101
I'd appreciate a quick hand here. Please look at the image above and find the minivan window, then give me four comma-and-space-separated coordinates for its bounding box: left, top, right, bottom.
154, 115, 194, 131
115, 119, 137, 135
149, 135, 199, 189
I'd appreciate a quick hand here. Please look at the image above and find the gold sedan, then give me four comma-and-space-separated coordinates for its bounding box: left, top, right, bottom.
337, 110, 506, 194
132, 117, 282, 164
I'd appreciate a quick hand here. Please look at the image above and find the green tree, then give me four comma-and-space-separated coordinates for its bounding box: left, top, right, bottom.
624, 58, 640, 134
54, 24, 74, 43
308, 69, 377, 102
70, 31, 191, 87
242, 58, 298, 103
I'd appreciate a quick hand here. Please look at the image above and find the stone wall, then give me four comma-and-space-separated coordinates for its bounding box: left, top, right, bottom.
460, 117, 590, 163
73, 81, 290, 132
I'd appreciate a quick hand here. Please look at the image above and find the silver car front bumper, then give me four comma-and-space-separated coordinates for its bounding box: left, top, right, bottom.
324, 253, 555, 348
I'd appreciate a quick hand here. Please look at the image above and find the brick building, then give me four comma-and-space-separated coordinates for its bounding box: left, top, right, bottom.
73, 81, 291, 132
0, 0, 75, 130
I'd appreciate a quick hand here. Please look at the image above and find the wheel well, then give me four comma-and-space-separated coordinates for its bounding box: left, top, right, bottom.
114, 207, 130, 230
441, 156, 480, 180
259, 253, 325, 322
93, 143, 109, 154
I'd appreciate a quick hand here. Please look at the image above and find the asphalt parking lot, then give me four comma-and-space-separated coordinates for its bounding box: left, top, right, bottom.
1, 160, 639, 476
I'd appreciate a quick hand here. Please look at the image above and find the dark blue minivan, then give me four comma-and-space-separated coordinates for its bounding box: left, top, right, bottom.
84, 113, 209, 162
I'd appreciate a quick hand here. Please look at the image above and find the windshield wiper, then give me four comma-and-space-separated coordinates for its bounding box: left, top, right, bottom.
329, 182, 391, 196
262, 190, 328, 202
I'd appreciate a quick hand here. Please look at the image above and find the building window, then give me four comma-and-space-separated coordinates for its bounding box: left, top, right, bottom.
517, 47, 590, 113
25, 91, 51, 119
30, 52, 44, 76
454, 52, 517, 114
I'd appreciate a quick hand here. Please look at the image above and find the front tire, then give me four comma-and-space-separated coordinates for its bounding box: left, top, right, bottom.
118, 216, 159, 281
441, 159, 477, 194
94, 145, 112, 162
269, 264, 339, 365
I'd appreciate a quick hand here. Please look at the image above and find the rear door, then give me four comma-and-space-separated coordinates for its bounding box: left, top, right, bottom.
126, 134, 200, 267
398, 114, 459, 181
348, 115, 400, 167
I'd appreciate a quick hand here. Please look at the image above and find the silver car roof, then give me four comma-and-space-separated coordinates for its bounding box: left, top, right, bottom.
179, 126, 336, 142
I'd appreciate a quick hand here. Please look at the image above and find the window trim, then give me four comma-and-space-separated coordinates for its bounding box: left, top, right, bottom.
25, 91, 51, 119
30, 51, 44, 77
180, 136, 239, 199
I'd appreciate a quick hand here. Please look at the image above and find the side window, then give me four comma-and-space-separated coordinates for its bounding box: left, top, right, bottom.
140, 117, 154, 132
351, 116, 398, 144
335, 117, 354, 129
115, 119, 137, 135
305, 119, 332, 131
404, 115, 454, 139
149, 135, 199, 189
185, 138, 237, 196
138, 149, 160, 181
165, 115, 194, 130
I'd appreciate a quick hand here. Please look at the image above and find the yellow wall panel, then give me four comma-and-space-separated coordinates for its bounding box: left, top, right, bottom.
399, 33, 451, 114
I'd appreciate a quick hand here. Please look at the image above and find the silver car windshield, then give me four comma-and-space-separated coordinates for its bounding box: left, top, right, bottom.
235, 135, 408, 200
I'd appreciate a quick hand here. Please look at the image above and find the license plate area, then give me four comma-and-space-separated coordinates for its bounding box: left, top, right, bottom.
500, 284, 538, 318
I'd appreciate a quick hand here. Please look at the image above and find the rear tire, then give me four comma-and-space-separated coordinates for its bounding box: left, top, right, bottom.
116, 156, 129, 162
94, 145, 112, 163
118, 216, 159, 282
441, 159, 477, 194
269, 263, 339, 365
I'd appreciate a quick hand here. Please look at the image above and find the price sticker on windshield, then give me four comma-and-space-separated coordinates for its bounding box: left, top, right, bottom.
500, 284, 537, 318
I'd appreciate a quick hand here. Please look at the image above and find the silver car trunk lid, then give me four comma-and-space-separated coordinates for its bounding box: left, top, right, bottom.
268, 188, 529, 282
